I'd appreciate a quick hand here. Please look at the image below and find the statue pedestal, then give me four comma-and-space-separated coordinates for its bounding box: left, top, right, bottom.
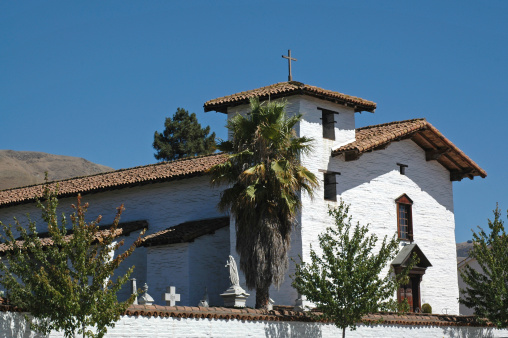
294, 294, 307, 312
220, 285, 250, 308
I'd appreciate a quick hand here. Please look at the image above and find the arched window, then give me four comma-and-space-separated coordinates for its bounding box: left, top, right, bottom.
396, 194, 413, 241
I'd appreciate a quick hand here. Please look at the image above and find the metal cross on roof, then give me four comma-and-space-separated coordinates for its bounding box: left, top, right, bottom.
282, 49, 297, 81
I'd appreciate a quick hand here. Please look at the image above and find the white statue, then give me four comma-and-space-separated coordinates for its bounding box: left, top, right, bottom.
225, 255, 240, 286
221, 255, 250, 307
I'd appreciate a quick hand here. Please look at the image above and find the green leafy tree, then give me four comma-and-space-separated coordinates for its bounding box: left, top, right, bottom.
0, 186, 143, 338
210, 98, 319, 309
153, 108, 216, 161
292, 202, 413, 338
459, 204, 508, 328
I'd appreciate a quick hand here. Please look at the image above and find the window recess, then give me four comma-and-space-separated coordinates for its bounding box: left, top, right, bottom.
397, 163, 408, 175
395, 194, 413, 241
318, 108, 339, 140
319, 170, 340, 201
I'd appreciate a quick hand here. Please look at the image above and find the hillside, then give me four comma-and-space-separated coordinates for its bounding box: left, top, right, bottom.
456, 241, 474, 260
0, 150, 113, 191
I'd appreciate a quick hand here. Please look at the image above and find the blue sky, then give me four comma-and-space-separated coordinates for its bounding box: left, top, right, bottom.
1, 1, 506, 243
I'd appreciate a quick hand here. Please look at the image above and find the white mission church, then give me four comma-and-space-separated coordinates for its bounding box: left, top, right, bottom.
0, 81, 486, 316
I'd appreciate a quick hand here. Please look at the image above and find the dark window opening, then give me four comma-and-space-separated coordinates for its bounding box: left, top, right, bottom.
319, 108, 338, 140
324, 172, 337, 201
396, 194, 413, 241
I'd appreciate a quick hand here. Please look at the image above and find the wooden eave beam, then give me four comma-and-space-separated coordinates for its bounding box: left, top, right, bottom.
344, 151, 361, 162
450, 168, 474, 181
373, 143, 389, 151
443, 153, 464, 171
417, 130, 441, 149
426, 147, 451, 161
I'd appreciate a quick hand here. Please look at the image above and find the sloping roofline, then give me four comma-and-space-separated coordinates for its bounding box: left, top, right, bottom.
0, 153, 227, 208
392, 243, 432, 268
142, 217, 229, 247
204, 81, 377, 114
332, 118, 487, 181
0, 119, 486, 208
0, 220, 147, 254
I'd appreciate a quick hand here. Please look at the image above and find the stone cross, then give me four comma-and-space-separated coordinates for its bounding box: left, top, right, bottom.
163, 286, 181, 306
282, 49, 297, 81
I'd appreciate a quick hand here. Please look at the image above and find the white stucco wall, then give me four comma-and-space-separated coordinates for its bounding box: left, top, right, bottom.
260, 94, 460, 314
457, 258, 480, 315
300, 138, 458, 314
227, 96, 459, 314
0, 94, 463, 314
0, 175, 226, 304
1, 311, 507, 338
147, 226, 230, 307
226, 96, 358, 308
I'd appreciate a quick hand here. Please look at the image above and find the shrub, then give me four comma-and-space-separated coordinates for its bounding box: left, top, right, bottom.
421, 303, 432, 314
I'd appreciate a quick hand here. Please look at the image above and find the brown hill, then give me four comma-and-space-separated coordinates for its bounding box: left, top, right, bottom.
456, 240, 474, 261
0, 150, 113, 191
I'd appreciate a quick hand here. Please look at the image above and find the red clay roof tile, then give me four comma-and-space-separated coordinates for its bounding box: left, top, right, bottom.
0, 298, 487, 326
204, 81, 377, 113
0, 220, 147, 253
0, 153, 227, 208
332, 119, 486, 180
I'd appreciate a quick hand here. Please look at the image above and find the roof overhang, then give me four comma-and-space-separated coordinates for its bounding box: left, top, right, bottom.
142, 217, 229, 247
332, 119, 487, 181
0, 153, 228, 209
392, 243, 432, 269
203, 81, 377, 114
0, 220, 148, 255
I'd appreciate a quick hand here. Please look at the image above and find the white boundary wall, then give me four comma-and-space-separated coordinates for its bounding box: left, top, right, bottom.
1, 312, 507, 338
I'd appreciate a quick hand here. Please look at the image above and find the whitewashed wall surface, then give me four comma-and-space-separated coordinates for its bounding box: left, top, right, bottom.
1, 310, 507, 338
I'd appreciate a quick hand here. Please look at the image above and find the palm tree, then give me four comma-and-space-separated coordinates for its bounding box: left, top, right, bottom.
210, 98, 318, 309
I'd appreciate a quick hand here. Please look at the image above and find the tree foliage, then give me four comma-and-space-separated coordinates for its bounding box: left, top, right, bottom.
210, 98, 318, 309
153, 108, 216, 161
0, 186, 143, 338
459, 204, 508, 328
292, 202, 412, 338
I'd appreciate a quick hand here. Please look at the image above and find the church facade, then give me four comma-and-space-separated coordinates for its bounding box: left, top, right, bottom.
0, 81, 486, 315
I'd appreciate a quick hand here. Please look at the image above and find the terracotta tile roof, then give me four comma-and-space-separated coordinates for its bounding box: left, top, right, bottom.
204, 81, 377, 113
0, 220, 147, 254
120, 305, 493, 327
332, 119, 487, 181
142, 217, 228, 247
0, 153, 227, 208
0, 300, 494, 327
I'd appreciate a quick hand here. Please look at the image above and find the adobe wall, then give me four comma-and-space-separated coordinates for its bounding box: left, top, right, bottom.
457, 258, 481, 315
300, 135, 458, 314
227, 96, 459, 313
146, 226, 230, 307
0, 308, 507, 338
294, 94, 458, 314
0, 175, 226, 304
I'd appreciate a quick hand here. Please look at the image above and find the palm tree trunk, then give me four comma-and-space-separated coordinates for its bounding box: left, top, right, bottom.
255, 285, 270, 310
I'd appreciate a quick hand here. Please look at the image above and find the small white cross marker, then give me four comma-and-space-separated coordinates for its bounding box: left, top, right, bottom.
163, 286, 180, 306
